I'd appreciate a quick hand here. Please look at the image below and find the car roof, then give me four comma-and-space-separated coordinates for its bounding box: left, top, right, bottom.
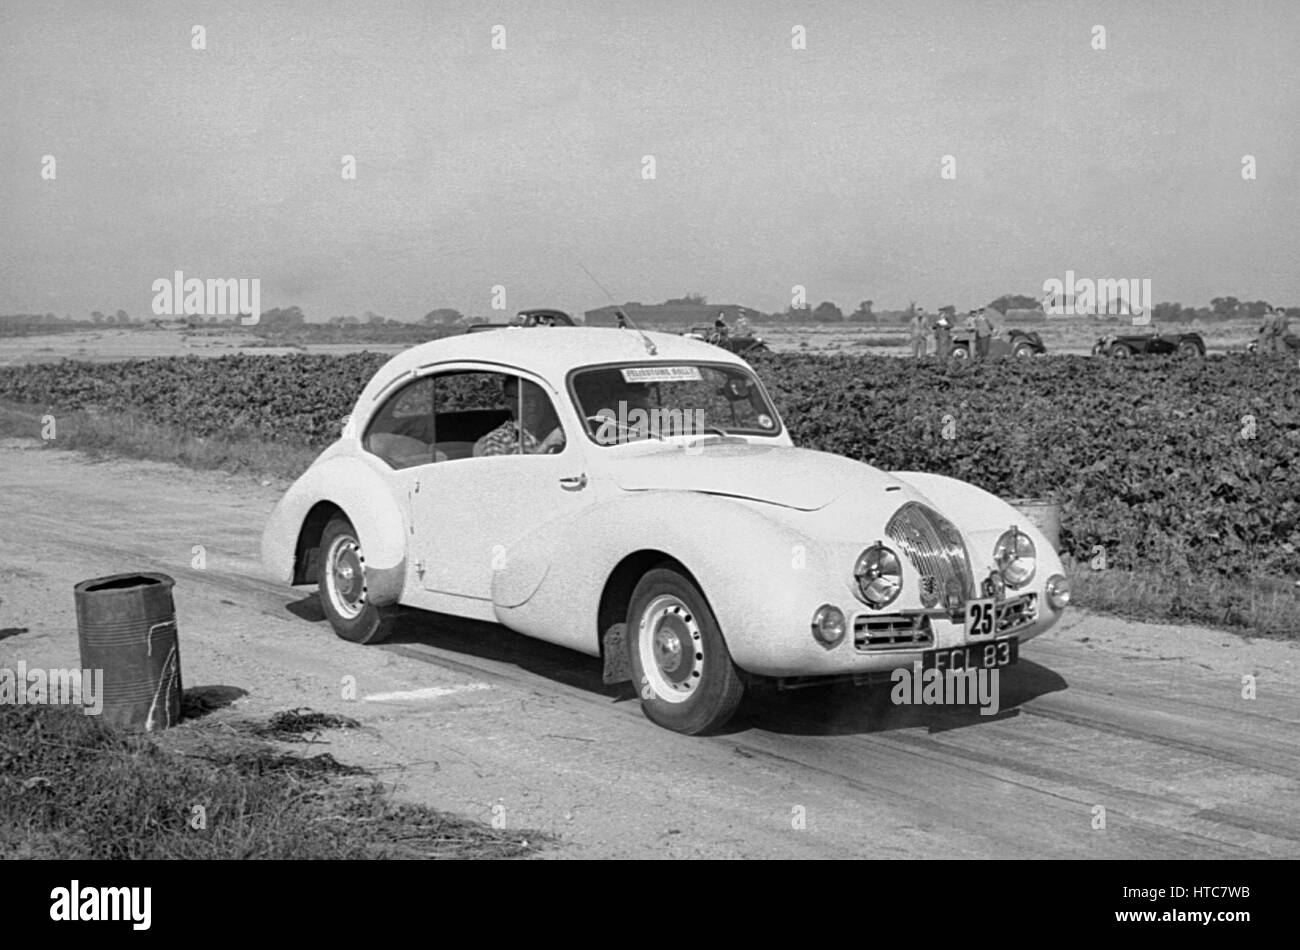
363, 327, 751, 397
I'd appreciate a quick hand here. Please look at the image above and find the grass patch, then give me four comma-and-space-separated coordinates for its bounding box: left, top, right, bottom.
0, 400, 317, 481
0, 702, 547, 859
1065, 560, 1299, 639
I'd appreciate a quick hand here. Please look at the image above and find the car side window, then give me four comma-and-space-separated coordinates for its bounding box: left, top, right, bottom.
363, 377, 436, 469
432, 371, 568, 462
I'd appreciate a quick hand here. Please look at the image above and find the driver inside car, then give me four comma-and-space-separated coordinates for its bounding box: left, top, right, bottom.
473, 376, 566, 456
577, 373, 657, 444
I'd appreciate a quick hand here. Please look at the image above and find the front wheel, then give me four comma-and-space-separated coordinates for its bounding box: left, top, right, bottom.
317, 515, 397, 644
1110, 343, 1133, 358
628, 567, 744, 735
950, 345, 970, 359
1012, 343, 1035, 358
1177, 341, 1203, 357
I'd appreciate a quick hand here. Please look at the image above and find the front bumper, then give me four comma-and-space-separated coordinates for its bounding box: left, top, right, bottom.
734, 590, 1059, 679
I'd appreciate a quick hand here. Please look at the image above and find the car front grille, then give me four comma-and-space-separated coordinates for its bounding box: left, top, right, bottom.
885, 502, 975, 607
993, 593, 1038, 634
853, 613, 934, 651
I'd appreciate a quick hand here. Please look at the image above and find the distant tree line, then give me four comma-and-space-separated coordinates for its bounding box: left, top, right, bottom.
5, 292, 1296, 335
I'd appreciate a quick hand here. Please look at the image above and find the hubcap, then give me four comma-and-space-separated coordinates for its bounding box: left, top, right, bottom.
639, 595, 704, 704
654, 625, 684, 674
326, 536, 366, 619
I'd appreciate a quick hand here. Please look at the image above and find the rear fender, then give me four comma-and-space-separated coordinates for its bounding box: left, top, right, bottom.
260, 453, 407, 605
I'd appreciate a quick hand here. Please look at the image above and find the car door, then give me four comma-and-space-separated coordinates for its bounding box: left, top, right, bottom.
410, 367, 594, 603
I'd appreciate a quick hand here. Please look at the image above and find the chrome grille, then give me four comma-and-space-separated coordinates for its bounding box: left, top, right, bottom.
994, 593, 1038, 634
885, 503, 975, 606
853, 613, 933, 651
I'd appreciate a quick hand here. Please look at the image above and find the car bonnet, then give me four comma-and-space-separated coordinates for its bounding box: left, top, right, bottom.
605, 442, 905, 511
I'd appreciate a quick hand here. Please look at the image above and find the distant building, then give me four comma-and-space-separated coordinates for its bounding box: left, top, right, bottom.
1042, 292, 1135, 318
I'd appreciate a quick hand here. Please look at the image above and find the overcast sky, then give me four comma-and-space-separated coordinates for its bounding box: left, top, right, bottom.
2, 0, 1298, 321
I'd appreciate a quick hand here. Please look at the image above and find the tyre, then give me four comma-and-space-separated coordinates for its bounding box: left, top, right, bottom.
950, 345, 970, 359
1177, 340, 1203, 357
627, 566, 745, 735
1109, 343, 1133, 358
317, 514, 397, 645
1012, 343, 1035, 358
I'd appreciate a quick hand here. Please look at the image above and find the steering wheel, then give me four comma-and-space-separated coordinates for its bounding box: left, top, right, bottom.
584, 414, 663, 443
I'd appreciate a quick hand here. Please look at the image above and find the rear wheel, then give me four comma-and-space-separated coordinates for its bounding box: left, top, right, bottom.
1012, 342, 1035, 358
317, 515, 397, 644
1110, 343, 1133, 358
1177, 340, 1203, 357
628, 567, 744, 735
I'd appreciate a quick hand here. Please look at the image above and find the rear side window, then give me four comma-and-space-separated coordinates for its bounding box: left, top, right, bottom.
363, 378, 436, 469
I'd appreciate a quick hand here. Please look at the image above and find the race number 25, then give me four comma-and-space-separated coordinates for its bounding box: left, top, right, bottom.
966, 599, 996, 638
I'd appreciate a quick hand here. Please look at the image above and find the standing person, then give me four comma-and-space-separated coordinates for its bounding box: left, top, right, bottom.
1274, 306, 1290, 353
909, 307, 929, 358
1258, 306, 1278, 355
713, 311, 730, 344
934, 314, 952, 358
974, 307, 994, 359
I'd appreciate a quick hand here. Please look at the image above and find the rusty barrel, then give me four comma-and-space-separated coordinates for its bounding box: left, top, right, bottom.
73, 572, 183, 730
1007, 498, 1061, 553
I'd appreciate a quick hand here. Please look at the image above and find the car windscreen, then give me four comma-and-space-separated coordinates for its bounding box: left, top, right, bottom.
569, 363, 781, 445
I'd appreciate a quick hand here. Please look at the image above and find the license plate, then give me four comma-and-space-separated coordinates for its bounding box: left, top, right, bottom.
921, 637, 1018, 672
965, 598, 997, 638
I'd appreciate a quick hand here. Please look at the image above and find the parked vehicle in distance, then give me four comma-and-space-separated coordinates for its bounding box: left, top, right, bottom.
1092, 332, 1205, 358
261, 327, 1070, 735
949, 328, 1046, 359
466, 308, 576, 333
681, 325, 770, 356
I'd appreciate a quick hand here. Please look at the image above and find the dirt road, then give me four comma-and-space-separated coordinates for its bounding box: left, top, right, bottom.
2, 441, 1297, 858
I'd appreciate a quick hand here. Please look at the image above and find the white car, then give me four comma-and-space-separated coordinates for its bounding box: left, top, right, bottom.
261, 327, 1070, 734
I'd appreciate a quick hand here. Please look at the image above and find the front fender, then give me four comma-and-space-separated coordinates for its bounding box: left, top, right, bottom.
493, 491, 834, 670
259, 452, 408, 605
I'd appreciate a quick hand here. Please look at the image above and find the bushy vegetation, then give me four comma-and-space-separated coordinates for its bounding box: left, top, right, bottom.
753, 352, 1300, 580
3, 351, 1298, 582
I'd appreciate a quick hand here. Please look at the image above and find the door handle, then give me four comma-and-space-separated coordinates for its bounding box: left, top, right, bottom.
559, 474, 588, 491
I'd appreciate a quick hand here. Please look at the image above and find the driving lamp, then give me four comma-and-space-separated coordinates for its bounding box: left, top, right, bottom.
993, 527, 1036, 589
1045, 574, 1071, 611
811, 604, 847, 647
854, 543, 902, 609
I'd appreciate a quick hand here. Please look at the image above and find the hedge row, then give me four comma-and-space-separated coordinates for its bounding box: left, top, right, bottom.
3, 351, 1297, 577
